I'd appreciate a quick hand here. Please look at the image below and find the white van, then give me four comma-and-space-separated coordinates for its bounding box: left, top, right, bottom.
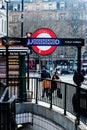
82, 63, 87, 71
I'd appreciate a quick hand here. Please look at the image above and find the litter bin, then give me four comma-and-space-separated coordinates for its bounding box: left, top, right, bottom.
27, 90, 33, 102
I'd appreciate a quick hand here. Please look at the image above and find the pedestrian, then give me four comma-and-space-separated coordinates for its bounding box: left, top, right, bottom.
52, 71, 61, 92
52, 71, 60, 80
73, 70, 84, 86
41, 66, 51, 80
41, 66, 51, 98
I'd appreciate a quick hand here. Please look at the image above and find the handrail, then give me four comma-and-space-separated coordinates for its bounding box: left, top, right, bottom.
0, 81, 7, 98
0, 87, 8, 102
0, 87, 16, 130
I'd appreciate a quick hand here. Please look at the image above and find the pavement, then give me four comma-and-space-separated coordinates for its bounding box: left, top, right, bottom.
60, 74, 87, 90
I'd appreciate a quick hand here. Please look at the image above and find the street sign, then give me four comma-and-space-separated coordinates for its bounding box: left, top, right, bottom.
31, 28, 57, 55
27, 38, 60, 46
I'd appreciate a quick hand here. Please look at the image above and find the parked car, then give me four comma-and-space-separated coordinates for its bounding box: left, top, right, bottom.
61, 69, 73, 75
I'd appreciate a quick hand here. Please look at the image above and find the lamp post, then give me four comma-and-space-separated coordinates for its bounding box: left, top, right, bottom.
5, 0, 10, 88
21, 0, 24, 37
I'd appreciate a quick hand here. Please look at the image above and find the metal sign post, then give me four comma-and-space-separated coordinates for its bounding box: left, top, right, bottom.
76, 46, 81, 125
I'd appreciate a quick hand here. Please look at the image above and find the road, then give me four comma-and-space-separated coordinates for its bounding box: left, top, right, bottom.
29, 72, 87, 90
59, 74, 74, 84
29, 72, 74, 84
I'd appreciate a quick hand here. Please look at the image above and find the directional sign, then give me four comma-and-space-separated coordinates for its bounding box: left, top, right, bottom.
61, 38, 84, 46
31, 28, 57, 55
2, 37, 22, 46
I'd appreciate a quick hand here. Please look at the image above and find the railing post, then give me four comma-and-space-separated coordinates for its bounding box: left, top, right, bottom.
75, 85, 80, 125
50, 80, 52, 109
36, 78, 38, 104
64, 84, 67, 115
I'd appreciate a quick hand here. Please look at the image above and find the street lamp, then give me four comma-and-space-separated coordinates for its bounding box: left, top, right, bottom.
5, 0, 10, 88
21, 0, 24, 37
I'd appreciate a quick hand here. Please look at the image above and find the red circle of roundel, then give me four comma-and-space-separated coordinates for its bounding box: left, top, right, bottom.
32, 28, 57, 55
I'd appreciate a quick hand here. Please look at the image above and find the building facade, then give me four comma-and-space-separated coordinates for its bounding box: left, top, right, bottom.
0, 6, 7, 37
7, 0, 87, 70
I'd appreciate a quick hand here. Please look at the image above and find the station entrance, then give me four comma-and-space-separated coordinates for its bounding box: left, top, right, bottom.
0, 35, 85, 125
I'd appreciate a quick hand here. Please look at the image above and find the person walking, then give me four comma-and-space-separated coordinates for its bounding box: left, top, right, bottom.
41, 66, 51, 98
52, 71, 60, 80
51, 71, 60, 91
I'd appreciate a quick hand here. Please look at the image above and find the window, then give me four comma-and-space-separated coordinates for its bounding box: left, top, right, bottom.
12, 15, 18, 22
43, 0, 48, 1
49, 4, 52, 10
3, 20, 7, 34
60, 1, 65, 9
59, 13, 65, 20
2, 19, 3, 32
36, 4, 40, 10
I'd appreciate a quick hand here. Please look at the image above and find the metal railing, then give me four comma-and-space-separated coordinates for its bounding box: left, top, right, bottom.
0, 86, 16, 130
0, 76, 87, 128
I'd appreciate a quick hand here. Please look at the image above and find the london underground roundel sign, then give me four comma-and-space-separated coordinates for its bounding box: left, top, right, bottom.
32, 28, 57, 55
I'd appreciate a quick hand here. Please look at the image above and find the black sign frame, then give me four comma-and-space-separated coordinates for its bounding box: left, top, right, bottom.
1, 37, 84, 47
